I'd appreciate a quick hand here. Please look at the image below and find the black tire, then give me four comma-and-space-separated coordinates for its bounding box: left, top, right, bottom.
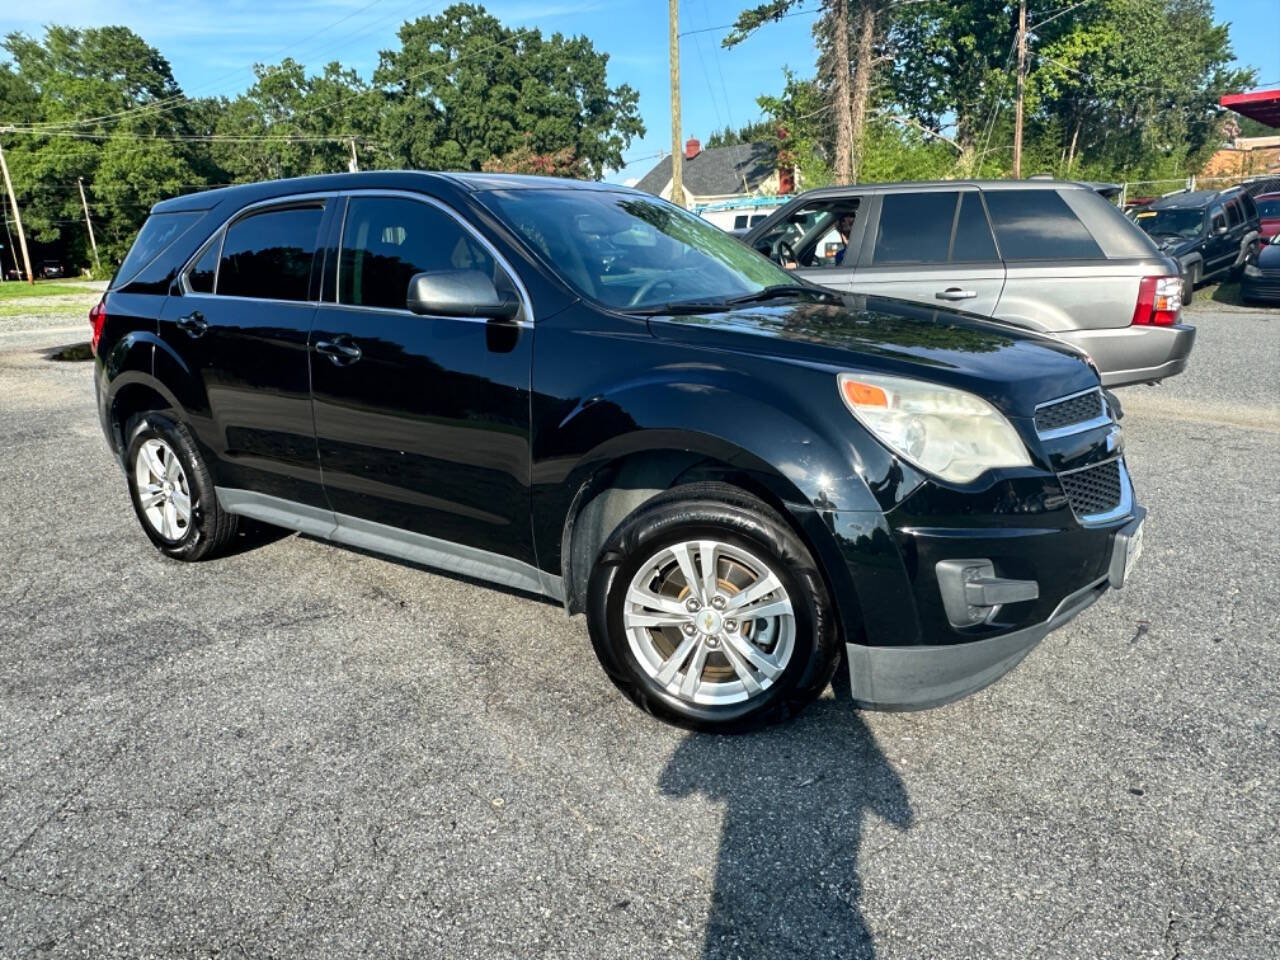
124, 411, 238, 561
1182, 263, 1198, 305
586, 482, 841, 732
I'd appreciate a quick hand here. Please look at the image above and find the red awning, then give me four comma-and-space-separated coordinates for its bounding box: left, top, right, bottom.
1220, 89, 1280, 129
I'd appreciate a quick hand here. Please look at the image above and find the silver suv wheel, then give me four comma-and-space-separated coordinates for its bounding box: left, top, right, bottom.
622, 539, 795, 705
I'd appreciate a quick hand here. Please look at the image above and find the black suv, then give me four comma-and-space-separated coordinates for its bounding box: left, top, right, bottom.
1131, 187, 1261, 301
93, 172, 1145, 730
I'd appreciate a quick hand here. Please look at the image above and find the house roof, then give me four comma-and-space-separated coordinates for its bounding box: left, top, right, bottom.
635, 142, 776, 198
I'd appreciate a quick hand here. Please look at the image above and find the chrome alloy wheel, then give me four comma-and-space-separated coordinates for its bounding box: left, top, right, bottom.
622, 540, 796, 706
134, 438, 192, 540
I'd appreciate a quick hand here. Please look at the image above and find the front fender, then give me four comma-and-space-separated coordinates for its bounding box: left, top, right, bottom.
533, 365, 923, 647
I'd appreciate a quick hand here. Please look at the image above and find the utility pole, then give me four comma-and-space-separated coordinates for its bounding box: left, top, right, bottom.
77, 177, 101, 272
0, 133, 34, 284
347, 138, 359, 173
668, 0, 685, 208
1012, 0, 1027, 179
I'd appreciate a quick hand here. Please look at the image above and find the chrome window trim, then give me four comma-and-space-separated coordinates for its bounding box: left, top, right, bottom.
1034, 386, 1112, 440
176, 191, 335, 304
332, 188, 534, 326
1057, 454, 1133, 527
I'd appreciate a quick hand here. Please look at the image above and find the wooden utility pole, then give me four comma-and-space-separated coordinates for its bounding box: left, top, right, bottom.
0, 135, 34, 284
1013, 0, 1027, 179
77, 177, 101, 272
347, 138, 359, 173
668, 0, 685, 208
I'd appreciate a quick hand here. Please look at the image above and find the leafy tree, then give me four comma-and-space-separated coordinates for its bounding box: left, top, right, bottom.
374, 3, 642, 177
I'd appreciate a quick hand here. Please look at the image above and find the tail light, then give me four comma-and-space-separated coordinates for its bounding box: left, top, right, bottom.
1132, 276, 1181, 326
89, 297, 107, 354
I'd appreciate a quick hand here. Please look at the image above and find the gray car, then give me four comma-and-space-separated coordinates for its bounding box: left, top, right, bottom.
744, 180, 1195, 388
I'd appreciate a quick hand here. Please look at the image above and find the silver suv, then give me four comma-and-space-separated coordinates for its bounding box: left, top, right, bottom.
744, 180, 1195, 388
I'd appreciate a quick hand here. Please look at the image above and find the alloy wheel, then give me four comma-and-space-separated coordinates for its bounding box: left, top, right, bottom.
134, 438, 192, 540
622, 539, 796, 706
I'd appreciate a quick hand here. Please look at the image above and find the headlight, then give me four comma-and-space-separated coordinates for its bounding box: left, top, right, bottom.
1243, 263, 1262, 278
837, 373, 1031, 484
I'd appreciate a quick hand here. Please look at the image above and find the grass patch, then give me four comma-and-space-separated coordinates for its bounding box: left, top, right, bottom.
0, 280, 97, 300
0, 301, 88, 318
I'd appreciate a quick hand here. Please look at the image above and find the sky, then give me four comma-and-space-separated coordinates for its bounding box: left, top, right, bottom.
4, 0, 1278, 184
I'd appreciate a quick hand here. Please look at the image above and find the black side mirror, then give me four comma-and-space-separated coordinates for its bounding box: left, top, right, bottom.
406, 270, 520, 320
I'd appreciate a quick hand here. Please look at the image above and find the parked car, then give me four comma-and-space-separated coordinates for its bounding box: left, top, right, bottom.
38, 260, 65, 279
744, 180, 1194, 388
1130, 187, 1262, 300
92, 172, 1145, 730
1253, 192, 1280, 242
1241, 232, 1280, 304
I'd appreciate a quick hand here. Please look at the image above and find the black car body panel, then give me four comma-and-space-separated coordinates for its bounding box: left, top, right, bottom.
95, 171, 1143, 712
1241, 238, 1280, 303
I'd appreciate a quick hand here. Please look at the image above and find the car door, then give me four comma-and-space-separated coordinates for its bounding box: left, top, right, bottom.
308, 192, 537, 571
158, 197, 331, 512
849, 189, 1005, 315
1206, 204, 1232, 273
745, 195, 868, 290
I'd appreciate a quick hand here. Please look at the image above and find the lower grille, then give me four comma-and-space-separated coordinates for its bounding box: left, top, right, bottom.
1060, 459, 1123, 519
1036, 389, 1105, 435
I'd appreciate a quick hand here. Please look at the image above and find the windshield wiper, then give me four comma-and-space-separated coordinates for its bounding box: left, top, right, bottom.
722, 283, 843, 306
624, 284, 842, 317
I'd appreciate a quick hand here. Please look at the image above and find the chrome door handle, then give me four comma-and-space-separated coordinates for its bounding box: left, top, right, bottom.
176, 311, 207, 337
936, 288, 977, 301
315, 337, 362, 366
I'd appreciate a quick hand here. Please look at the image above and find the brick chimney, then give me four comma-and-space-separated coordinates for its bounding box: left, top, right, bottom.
685, 137, 701, 160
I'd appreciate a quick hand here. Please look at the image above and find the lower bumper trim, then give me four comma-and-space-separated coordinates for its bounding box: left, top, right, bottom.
847, 574, 1110, 711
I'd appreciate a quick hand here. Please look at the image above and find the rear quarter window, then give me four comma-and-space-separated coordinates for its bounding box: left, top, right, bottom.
111, 211, 203, 289
983, 189, 1104, 261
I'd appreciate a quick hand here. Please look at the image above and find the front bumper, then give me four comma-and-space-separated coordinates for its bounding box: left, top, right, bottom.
1054, 323, 1196, 388
1240, 273, 1280, 303
847, 509, 1145, 710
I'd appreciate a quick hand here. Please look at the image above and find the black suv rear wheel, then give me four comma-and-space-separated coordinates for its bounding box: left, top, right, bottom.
124, 412, 238, 561
586, 483, 841, 731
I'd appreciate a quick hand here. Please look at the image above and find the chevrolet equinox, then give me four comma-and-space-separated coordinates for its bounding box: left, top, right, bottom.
92, 172, 1146, 731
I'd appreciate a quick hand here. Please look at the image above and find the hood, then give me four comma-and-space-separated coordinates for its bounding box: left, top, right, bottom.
1150, 233, 1194, 254
646, 294, 1098, 417
1255, 241, 1280, 271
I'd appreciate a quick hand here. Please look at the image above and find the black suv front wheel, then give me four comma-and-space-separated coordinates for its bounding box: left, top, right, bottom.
586, 483, 841, 731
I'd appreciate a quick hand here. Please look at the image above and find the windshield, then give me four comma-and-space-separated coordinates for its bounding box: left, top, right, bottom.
1132, 207, 1203, 239
1256, 198, 1280, 219
479, 189, 794, 310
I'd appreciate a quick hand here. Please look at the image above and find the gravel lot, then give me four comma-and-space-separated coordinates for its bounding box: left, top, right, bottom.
1, 290, 1277, 959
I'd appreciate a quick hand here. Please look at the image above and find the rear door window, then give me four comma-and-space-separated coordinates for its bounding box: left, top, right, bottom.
186, 240, 219, 294
984, 189, 1104, 260
337, 196, 499, 311
112, 211, 202, 288
219, 205, 324, 301
950, 192, 999, 262
873, 192, 956, 264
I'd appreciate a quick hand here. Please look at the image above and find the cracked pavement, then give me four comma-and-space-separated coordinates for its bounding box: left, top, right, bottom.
1, 292, 1277, 958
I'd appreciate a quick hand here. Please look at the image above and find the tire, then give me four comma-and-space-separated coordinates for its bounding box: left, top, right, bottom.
586, 482, 841, 732
124, 411, 238, 561
1182, 263, 1198, 305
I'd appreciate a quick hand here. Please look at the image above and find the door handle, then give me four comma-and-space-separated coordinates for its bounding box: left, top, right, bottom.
936, 288, 978, 301
314, 336, 362, 366
176, 311, 207, 337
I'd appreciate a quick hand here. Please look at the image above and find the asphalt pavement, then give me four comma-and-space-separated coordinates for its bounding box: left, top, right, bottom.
1, 291, 1277, 959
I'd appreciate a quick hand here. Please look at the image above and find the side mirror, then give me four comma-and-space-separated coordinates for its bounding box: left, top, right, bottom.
406, 270, 520, 320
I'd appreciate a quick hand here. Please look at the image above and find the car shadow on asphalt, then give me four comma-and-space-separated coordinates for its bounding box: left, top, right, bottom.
659, 675, 913, 960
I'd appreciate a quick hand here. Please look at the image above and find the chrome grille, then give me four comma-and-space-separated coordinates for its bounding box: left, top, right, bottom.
1060, 459, 1123, 519
1035, 389, 1106, 436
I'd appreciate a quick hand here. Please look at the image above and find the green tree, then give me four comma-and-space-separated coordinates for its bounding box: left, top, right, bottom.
374, 3, 642, 178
